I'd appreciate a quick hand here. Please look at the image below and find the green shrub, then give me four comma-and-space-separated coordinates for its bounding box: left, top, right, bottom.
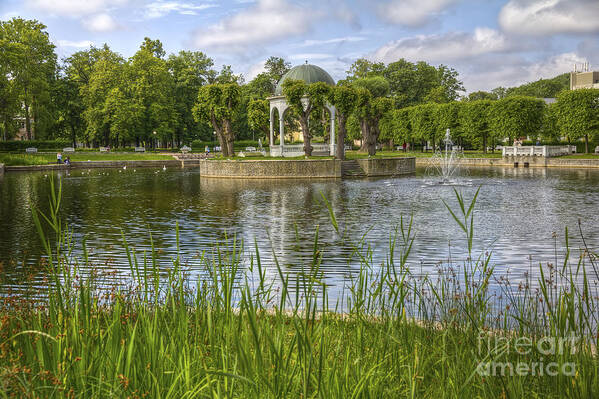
0, 140, 71, 151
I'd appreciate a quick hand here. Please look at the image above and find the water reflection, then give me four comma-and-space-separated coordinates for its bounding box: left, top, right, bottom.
1, 167, 598, 298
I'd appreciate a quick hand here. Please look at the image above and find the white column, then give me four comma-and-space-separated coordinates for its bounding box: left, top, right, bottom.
330, 107, 336, 156
279, 113, 285, 156
269, 109, 274, 156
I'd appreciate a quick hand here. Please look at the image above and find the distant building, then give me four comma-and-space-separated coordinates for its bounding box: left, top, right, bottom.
570, 63, 599, 90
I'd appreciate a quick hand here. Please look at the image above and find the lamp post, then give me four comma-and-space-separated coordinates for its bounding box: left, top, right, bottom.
153, 131, 157, 150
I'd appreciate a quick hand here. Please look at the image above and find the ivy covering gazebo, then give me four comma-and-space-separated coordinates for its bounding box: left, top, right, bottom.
268, 63, 337, 157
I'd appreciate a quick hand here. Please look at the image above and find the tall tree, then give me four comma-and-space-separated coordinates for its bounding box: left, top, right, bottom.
193, 83, 242, 156
0, 18, 57, 139
167, 51, 215, 145
128, 42, 177, 147
81, 46, 125, 145
460, 100, 493, 152
488, 96, 545, 144
264, 56, 291, 83
282, 80, 331, 156
329, 86, 357, 160
556, 89, 599, 153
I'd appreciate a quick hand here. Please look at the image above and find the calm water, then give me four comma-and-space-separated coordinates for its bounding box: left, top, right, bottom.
1, 166, 598, 297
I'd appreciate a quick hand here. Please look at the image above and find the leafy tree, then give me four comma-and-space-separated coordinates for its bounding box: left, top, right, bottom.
264, 56, 291, 83
488, 96, 545, 144
140, 37, 166, 59
409, 103, 437, 151
167, 51, 215, 145
540, 102, 559, 143
434, 102, 462, 146
468, 91, 497, 101
0, 65, 19, 141
81, 46, 125, 145
193, 83, 242, 156
344, 58, 386, 82
555, 89, 599, 153
127, 45, 177, 147
353, 86, 393, 155
329, 86, 357, 159
282, 80, 331, 156
460, 100, 493, 152
353, 76, 390, 98
392, 108, 412, 145
0, 18, 57, 139
247, 99, 270, 140
505, 74, 569, 98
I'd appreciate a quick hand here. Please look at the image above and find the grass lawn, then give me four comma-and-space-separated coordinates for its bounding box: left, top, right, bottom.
558, 153, 599, 159
0, 152, 175, 166
345, 150, 503, 159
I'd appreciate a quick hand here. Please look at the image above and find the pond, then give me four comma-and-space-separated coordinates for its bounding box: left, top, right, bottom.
1, 166, 598, 299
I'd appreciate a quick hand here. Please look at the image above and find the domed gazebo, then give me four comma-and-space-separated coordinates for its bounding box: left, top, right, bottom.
269, 63, 337, 157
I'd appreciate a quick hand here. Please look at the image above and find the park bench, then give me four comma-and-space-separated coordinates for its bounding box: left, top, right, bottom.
214, 146, 221, 152
134, 147, 146, 152
63, 147, 75, 153
245, 146, 257, 152
99, 146, 109, 152
344, 144, 352, 151
180, 145, 191, 153
595, 146, 599, 154
25, 147, 37, 153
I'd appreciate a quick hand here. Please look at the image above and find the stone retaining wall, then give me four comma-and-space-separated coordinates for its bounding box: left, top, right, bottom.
355, 158, 415, 176
199, 159, 342, 178
4, 159, 198, 172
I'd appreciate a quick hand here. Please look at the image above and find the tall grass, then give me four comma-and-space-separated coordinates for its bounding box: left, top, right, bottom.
0, 179, 597, 397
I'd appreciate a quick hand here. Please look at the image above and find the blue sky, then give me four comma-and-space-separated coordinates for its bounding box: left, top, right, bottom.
2, 0, 599, 92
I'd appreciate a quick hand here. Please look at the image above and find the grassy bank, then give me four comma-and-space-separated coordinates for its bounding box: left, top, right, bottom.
0, 152, 175, 166
0, 182, 597, 397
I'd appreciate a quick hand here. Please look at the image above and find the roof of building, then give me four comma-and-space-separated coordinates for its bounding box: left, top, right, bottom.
274, 63, 336, 95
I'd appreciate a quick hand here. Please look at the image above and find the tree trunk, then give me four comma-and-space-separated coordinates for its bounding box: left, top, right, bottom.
359, 119, 369, 152
299, 115, 312, 156
585, 134, 589, 154
24, 101, 31, 140
336, 114, 347, 160
223, 119, 235, 156
368, 121, 379, 156
483, 134, 487, 154
71, 123, 77, 148
210, 112, 228, 156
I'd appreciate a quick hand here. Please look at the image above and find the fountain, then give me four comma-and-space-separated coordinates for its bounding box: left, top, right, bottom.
427, 128, 462, 184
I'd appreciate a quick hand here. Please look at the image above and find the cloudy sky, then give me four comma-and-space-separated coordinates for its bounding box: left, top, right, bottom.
2, 0, 599, 92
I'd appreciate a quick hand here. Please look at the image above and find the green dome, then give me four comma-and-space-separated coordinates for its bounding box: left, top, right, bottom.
274, 64, 335, 95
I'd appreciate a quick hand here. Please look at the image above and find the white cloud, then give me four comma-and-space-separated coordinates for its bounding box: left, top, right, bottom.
144, 1, 216, 19
192, 0, 316, 52
289, 53, 333, 61
300, 36, 366, 47
57, 39, 95, 48
367, 27, 582, 92
371, 28, 511, 63
462, 52, 585, 92
84, 13, 121, 32
244, 60, 267, 81
376, 0, 460, 27
499, 0, 599, 35
25, 0, 130, 17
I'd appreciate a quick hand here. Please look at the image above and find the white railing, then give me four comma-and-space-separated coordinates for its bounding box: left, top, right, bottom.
270, 144, 331, 157
502, 146, 576, 157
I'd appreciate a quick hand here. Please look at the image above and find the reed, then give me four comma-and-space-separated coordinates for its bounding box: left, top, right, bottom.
0, 179, 597, 398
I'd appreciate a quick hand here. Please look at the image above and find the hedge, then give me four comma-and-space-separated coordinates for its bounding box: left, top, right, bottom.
0, 140, 71, 152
